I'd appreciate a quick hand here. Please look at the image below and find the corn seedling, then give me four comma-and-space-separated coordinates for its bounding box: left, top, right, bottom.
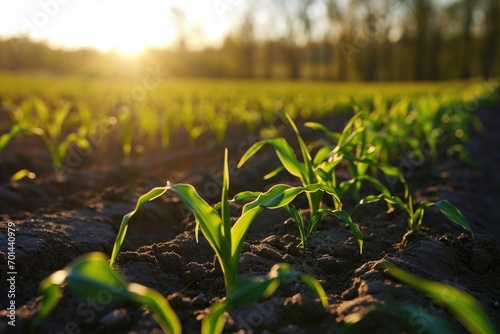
287, 206, 362, 251
238, 113, 329, 218
202, 263, 328, 334
306, 110, 409, 209
353, 193, 472, 233
110, 149, 338, 298
0, 123, 25, 153
235, 189, 362, 251
384, 262, 496, 334
10, 168, 36, 182
0, 124, 36, 181
32, 252, 181, 334
12, 98, 89, 174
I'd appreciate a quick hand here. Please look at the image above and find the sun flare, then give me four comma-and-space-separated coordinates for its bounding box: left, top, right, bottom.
73, 1, 177, 56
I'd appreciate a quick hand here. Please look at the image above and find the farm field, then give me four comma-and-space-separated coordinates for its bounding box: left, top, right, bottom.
0, 75, 500, 333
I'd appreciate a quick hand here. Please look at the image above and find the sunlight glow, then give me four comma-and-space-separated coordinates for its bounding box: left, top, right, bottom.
0, 0, 234, 54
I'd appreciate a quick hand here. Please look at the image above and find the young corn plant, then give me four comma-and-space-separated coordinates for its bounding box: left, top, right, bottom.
234, 189, 362, 251
12, 98, 89, 174
203, 263, 327, 334
352, 193, 472, 233
31, 252, 181, 334
0, 123, 25, 153
110, 149, 338, 298
0, 123, 36, 181
306, 113, 408, 210
237, 113, 328, 218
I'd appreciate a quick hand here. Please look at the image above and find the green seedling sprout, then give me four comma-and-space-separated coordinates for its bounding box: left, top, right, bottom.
32, 252, 181, 334
286, 206, 362, 251
238, 112, 334, 218
202, 263, 328, 334
384, 262, 496, 334
236, 190, 362, 252
12, 98, 89, 174
0, 123, 36, 181
110, 149, 338, 298
353, 193, 472, 234
0, 124, 25, 153
306, 111, 409, 209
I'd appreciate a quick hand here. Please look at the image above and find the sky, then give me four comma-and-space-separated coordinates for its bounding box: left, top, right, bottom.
0, 0, 244, 56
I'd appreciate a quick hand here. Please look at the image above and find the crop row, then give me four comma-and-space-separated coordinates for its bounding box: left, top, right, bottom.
0, 79, 498, 178
27, 83, 499, 333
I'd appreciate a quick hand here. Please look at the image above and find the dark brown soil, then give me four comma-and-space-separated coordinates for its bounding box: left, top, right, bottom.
0, 106, 499, 333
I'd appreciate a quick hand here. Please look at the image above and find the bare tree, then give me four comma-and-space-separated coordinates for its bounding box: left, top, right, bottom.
169, 6, 188, 52
481, 0, 500, 77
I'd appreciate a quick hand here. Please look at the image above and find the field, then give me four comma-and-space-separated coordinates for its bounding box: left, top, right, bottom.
0, 73, 500, 333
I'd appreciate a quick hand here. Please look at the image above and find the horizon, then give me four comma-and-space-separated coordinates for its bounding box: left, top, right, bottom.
0, 0, 245, 56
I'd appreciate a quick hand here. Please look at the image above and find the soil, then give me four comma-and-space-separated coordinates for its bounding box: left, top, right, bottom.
0, 106, 499, 333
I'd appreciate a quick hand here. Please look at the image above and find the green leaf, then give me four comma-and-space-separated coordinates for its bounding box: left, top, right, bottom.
313, 146, 333, 166
167, 183, 231, 267
355, 174, 393, 198
32, 253, 181, 334
434, 200, 473, 235
230, 206, 264, 267
285, 205, 307, 248
233, 190, 262, 202
237, 141, 266, 167
382, 195, 406, 208
312, 209, 363, 254
358, 194, 384, 205
266, 138, 306, 178
110, 187, 167, 266
202, 263, 328, 334
305, 121, 339, 141
230, 276, 281, 307
299, 274, 328, 307
286, 113, 314, 181
263, 166, 285, 180
385, 263, 496, 334
10, 169, 36, 182
221, 149, 231, 245
241, 184, 292, 212
238, 138, 305, 178
65, 254, 129, 300
243, 183, 339, 213
128, 283, 182, 334
333, 210, 363, 254
53, 102, 72, 137
0, 124, 25, 153
201, 301, 227, 334
31, 275, 63, 329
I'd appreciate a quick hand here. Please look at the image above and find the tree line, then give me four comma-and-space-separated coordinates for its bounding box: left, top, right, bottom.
1, 0, 498, 81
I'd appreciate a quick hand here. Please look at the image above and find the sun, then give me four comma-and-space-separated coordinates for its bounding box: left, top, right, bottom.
106, 32, 153, 58
3, 0, 229, 56
61, 1, 178, 57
